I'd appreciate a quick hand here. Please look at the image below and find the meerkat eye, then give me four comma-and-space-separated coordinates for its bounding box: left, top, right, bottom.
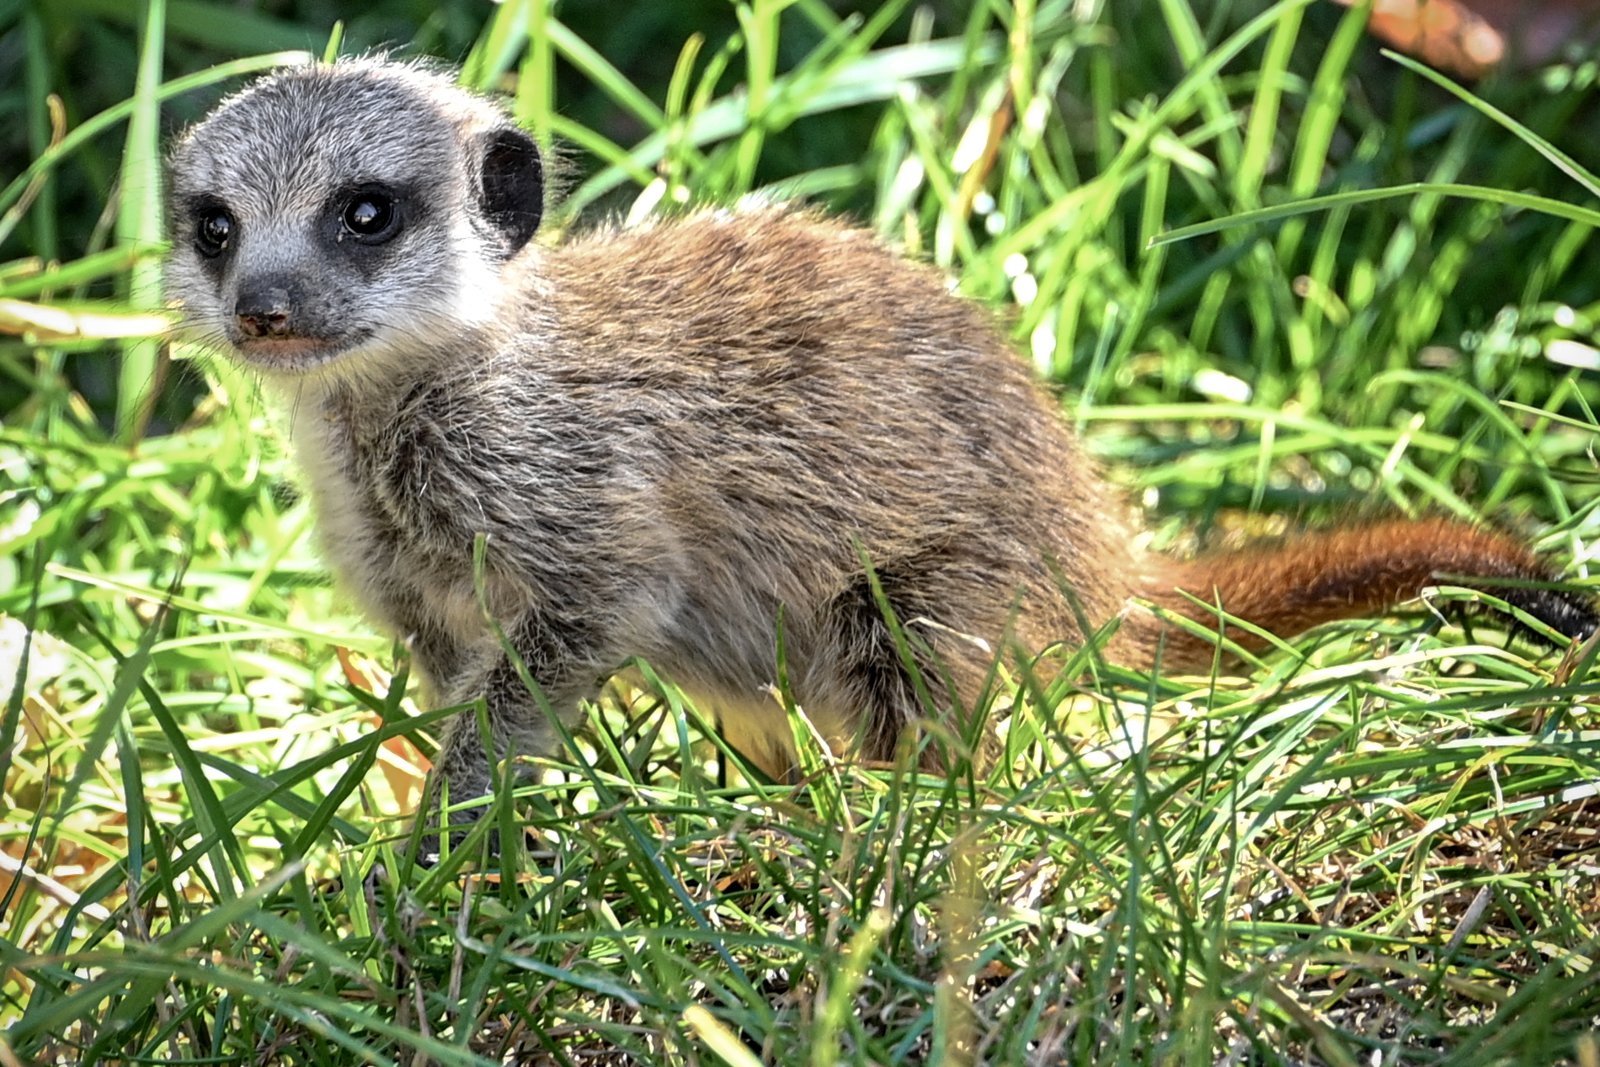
195, 206, 234, 258
341, 191, 399, 241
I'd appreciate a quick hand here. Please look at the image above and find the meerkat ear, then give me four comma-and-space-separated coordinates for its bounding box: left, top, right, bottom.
478, 126, 544, 256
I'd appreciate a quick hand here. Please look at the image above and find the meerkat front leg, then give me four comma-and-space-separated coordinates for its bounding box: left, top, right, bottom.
422, 606, 612, 857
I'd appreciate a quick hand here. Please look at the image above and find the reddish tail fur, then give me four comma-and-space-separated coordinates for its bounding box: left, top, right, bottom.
1123, 518, 1595, 670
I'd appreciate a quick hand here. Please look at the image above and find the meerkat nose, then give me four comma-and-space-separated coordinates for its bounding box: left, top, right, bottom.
235, 276, 303, 339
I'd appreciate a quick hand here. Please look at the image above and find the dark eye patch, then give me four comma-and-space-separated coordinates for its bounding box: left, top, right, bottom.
180, 194, 237, 278
196, 207, 233, 256
326, 182, 414, 247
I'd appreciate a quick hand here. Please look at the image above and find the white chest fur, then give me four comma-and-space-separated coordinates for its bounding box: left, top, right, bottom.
286, 393, 500, 652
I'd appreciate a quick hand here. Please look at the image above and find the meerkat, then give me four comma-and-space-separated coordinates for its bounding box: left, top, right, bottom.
166, 58, 1594, 847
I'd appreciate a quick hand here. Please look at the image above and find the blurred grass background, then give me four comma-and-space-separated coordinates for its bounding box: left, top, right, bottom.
3, 1, 1600, 1063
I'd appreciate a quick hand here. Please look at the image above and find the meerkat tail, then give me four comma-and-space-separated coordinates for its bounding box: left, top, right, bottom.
1118, 517, 1597, 670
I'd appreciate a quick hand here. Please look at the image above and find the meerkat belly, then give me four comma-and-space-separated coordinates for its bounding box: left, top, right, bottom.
676, 681, 852, 781
653, 596, 863, 777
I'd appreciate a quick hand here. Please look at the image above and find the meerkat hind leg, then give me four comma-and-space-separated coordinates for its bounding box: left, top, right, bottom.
704, 574, 999, 779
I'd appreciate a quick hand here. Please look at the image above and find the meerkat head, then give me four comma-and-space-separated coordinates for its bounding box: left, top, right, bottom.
166, 58, 544, 382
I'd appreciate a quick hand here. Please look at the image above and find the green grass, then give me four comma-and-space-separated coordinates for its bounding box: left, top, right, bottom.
4, 0, 1600, 1063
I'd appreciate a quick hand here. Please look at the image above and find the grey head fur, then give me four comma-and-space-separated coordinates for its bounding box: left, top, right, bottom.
166, 57, 544, 385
